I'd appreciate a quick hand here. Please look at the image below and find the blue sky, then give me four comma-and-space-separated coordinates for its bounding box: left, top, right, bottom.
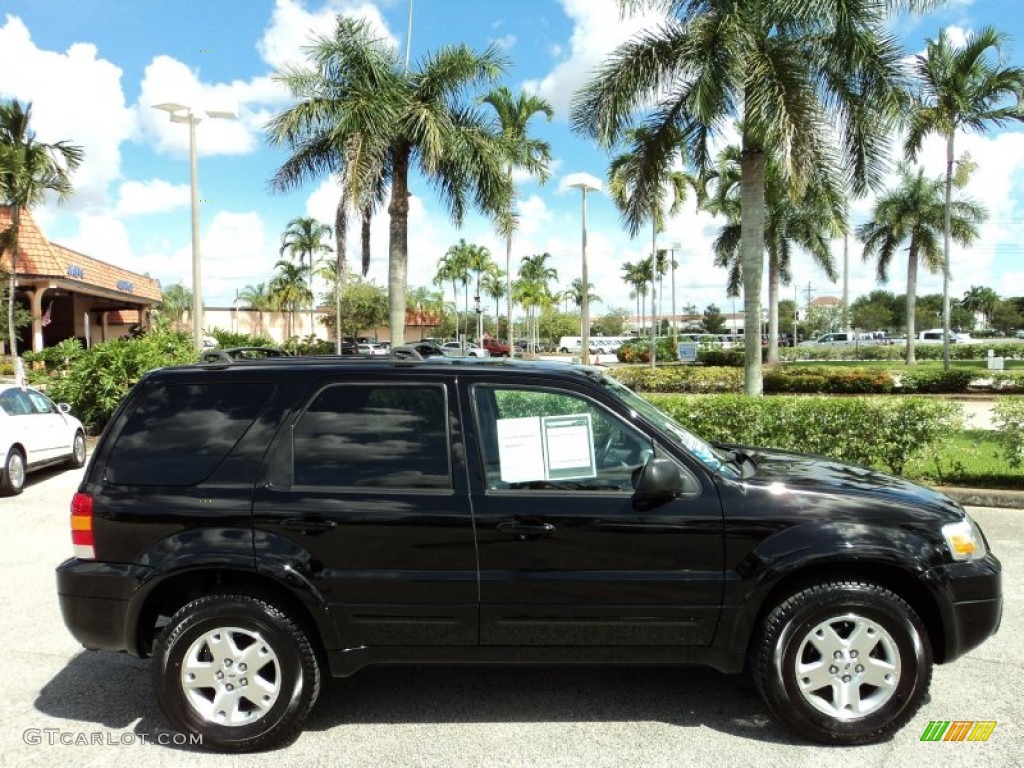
1, 0, 1023, 318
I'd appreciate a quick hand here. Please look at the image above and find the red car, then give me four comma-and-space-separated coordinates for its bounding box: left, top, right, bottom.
480, 337, 511, 357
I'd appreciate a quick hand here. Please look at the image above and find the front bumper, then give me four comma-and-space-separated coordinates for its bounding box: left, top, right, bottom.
925, 552, 1002, 663
56, 558, 155, 655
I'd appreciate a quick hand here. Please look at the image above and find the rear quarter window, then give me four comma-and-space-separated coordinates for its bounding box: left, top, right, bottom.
103, 382, 274, 485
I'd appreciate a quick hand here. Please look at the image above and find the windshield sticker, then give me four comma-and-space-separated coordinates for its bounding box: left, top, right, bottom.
542, 414, 596, 480
496, 413, 597, 482
496, 416, 547, 483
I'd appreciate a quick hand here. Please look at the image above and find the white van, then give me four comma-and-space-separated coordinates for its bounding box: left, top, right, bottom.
558, 336, 583, 353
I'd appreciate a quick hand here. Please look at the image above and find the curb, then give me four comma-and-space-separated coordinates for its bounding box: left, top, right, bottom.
935, 486, 1024, 510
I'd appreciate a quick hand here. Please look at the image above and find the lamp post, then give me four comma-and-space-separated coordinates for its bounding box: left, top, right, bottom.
661, 240, 681, 351
567, 174, 601, 365
152, 103, 236, 350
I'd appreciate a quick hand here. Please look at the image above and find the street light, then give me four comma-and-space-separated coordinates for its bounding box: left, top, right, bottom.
660, 240, 682, 351
152, 102, 236, 350
566, 174, 601, 365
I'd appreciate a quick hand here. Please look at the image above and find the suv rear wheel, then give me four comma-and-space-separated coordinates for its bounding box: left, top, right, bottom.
752, 581, 932, 744
152, 593, 321, 752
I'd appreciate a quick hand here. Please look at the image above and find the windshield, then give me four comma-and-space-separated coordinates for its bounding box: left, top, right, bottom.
595, 373, 739, 478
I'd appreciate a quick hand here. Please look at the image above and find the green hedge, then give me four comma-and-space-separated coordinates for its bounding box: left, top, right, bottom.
645, 393, 963, 476
610, 363, 1024, 395
780, 341, 1024, 362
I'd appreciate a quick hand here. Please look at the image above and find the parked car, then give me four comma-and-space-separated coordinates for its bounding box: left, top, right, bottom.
0, 383, 86, 494
356, 342, 389, 357
57, 358, 1001, 751
480, 337, 511, 357
798, 332, 880, 348
441, 341, 490, 357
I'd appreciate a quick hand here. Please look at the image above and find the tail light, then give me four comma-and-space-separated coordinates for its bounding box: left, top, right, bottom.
70, 492, 95, 560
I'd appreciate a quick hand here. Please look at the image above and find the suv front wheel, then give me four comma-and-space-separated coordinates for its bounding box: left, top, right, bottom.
152, 593, 321, 752
752, 581, 932, 745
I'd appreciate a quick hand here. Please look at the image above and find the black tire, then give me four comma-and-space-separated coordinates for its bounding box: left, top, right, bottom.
1, 447, 26, 495
68, 431, 87, 469
751, 581, 932, 745
152, 593, 321, 752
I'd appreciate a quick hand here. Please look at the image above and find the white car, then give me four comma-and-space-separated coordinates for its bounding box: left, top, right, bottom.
441, 341, 491, 358
357, 343, 389, 357
0, 383, 87, 495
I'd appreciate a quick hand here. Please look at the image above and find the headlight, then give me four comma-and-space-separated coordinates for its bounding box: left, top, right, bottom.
942, 517, 988, 562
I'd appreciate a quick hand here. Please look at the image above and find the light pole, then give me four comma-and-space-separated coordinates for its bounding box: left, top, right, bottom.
152, 103, 236, 350
567, 174, 601, 365
661, 240, 681, 352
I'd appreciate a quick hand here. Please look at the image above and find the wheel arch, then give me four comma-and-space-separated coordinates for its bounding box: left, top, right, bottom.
749, 561, 947, 664
133, 568, 334, 662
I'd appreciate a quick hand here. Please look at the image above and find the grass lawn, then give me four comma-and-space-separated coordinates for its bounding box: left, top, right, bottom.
904, 430, 1024, 489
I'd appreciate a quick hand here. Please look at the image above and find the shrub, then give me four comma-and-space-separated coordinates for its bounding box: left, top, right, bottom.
609, 365, 742, 393
47, 330, 195, 429
283, 334, 335, 356
645, 393, 962, 476
698, 349, 745, 367
993, 397, 1024, 469
615, 337, 677, 364
207, 327, 276, 349
897, 369, 975, 394
764, 367, 894, 394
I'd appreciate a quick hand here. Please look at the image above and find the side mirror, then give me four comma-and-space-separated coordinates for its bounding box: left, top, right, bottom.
57, 403, 71, 414
632, 457, 685, 511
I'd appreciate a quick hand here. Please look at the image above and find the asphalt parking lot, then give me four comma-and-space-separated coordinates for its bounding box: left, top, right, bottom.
1, 465, 1021, 768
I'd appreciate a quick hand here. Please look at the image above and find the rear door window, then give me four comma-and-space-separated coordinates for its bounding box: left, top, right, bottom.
104, 382, 274, 485
292, 383, 450, 489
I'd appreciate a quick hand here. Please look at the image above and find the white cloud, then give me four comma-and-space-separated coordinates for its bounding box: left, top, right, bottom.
516, 195, 553, 237
115, 179, 190, 216
522, 0, 665, 118
492, 34, 517, 50
58, 215, 135, 267
0, 14, 136, 209
257, 0, 397, 70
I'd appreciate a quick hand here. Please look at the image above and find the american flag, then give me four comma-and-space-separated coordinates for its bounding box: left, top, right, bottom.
41, 301, 52, 327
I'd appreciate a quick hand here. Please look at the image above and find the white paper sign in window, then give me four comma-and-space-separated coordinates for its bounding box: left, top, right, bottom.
496, 413, 596, 483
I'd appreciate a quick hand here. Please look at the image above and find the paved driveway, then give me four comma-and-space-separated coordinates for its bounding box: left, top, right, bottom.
1, 466, 1020, 767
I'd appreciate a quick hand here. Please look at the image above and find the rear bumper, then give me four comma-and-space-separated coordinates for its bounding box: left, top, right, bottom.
56, 558, 155, 654
925, 553, 1002, 663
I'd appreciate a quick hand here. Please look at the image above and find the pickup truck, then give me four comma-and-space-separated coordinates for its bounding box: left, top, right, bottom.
480, 337, 511, 357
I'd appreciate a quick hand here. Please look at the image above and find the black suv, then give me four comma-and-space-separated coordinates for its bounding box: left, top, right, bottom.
57, 358, 1001, 751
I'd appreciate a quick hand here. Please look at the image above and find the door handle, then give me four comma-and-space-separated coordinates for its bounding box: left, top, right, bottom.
496, 521, 556, 540
279, 517, 337, 534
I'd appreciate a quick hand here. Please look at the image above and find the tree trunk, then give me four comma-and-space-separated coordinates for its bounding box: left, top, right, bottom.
739, 141, 766, 396
388, 146, 411, 346
361, 206, 371, 277
905, 243, 919, 366
767, 249, 779, 365
334, 192, 348, 354
941, 132, 954, 370
6, 206, 21, 358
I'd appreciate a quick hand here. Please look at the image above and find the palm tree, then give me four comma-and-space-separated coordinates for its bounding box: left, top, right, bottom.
620, 260, 648, 334
436, 241, 473, 340
905, 27, 1024, 369
0, 99, 83, 356
961, 285, 1000, 328
269, 260, 312, 339
238, 282, 275, 336
482, 86, 554, 350
158, 283, 192, 333
572, 0, 927, 393
707, 144, 845, 363
464, 242, 493, 342
480, 263, 506, 335
265, 17, 512, 347
857, 163, 985, 365
567, 278, 601, 310
607, 125, 697, 367
279, 216, 332, 337
406, 285, 445, 338
517, 253, 558, 353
